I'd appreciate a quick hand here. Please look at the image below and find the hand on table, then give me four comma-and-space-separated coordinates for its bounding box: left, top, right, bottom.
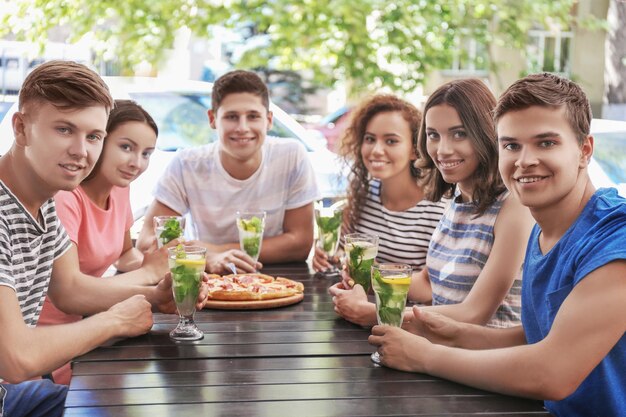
368, 324, 431, 373
206, 249, 262, 274
107, 294, 153, 338
328, 281, 376, 327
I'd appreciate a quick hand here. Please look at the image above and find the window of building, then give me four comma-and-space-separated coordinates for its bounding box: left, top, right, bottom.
442, 36, 489, 76
527, 29, 572, 75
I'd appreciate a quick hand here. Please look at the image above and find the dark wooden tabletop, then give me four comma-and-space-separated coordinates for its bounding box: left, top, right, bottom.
63, 263, 550, 416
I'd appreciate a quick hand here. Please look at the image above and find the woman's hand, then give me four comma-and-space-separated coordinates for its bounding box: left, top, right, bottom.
328, 282, 377, 327
312, 246, 341, 273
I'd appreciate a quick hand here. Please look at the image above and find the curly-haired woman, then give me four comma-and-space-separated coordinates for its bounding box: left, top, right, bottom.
330, 80, 534, 329
312, 94, 446, 272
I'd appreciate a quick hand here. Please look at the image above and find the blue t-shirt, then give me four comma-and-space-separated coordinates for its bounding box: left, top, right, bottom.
522, 188, 626, 416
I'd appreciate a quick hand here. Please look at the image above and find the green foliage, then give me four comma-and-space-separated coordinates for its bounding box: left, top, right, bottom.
2, 0, 578, 92
316, 210, 343, 234
159, 218, 182, 244
348, 244, 365, 269
171, 264, 201, 303
242, 236, 261, 258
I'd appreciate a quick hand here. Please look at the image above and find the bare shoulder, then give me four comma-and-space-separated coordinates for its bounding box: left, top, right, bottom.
494, 193, 534, 236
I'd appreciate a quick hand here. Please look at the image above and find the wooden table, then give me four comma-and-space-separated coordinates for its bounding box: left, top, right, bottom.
63, 263, 550, 416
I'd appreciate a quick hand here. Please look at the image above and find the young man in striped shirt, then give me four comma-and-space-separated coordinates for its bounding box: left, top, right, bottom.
0, 61, 195, 417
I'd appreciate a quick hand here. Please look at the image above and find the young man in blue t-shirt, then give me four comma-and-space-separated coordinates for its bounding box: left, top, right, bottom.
368, 73, 625, 416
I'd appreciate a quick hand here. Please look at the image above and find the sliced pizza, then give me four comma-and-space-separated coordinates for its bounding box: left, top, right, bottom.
206, 273, 304, 301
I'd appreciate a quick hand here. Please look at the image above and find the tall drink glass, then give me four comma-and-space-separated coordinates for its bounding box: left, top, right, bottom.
168, 245, 206, 341
154, 216, 186, 248
315, 202, 343, 276
344, 233, 379, 292
236, 210, 266, 265
370, 263, 412, 364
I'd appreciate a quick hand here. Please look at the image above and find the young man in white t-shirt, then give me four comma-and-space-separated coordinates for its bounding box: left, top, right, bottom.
137, 70, 319, 274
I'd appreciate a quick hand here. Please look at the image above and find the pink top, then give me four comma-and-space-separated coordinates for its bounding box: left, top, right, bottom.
39, 186, 133, 326
38, 186, 133, 384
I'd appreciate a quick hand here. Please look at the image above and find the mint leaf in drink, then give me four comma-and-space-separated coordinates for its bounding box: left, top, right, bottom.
322, 229, 338, 252
378, 306, 403, 325
160, 219, 182, 244
349, 244, 365, 269
316, 210, 342, 233
243, 236, 260, 257
240, 216, 263, 233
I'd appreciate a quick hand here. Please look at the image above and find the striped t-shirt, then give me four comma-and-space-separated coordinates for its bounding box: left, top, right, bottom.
351, 180, 447, 269
0, 181, 71, 327
427, 190, 521, 328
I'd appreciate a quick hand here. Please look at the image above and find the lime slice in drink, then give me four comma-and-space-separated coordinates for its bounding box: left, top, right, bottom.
380, 275, 411, 285
175, 258, 206, 268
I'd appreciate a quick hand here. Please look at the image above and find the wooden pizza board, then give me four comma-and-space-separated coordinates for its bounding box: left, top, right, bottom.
203, 292, 304, 310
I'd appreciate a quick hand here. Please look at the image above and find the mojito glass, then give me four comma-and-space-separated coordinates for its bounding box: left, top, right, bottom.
315, 203, 343, 275
168, 245, 206, 341
154, 216, 186, 248
344, 233, 379, 292
236, 210, 266, 264
370, 263, 412, 364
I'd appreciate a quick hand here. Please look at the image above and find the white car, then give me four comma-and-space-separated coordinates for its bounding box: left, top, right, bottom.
588, 118, 626, 197
0, 77, 347, 218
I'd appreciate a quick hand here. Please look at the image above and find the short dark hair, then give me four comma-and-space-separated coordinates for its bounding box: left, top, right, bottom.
83, 100, 158, 183
211, 70, 269, 111
19, 60, 113, 113
339, 94, 423, 228
417, 78, 505, 215
493, 72, 592, 145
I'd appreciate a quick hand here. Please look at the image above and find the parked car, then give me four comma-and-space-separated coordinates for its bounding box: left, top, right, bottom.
589, 118, 626, 197
0, 76, 347, 219
307, 106, 352, 153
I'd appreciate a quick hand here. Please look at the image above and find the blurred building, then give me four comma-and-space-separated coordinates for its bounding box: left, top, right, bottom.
425, 0, 609, 117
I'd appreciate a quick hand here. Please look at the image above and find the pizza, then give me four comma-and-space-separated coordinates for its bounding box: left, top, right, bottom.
205, 273, 304, 301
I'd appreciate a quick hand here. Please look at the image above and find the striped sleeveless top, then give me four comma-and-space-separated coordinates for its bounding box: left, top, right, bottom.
351, 180, 447, 269
427, 190, 521, 327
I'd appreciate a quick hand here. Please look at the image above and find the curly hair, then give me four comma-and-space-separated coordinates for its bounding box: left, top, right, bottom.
338, 94, 423, 230
417, 79, 505, 216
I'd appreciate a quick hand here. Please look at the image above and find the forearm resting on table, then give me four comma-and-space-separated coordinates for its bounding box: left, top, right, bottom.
0, 311, 122, 382
47, 275, 154, 316
453, 323, 526, 350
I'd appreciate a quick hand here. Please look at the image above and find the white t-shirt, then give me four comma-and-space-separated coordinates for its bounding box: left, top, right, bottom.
154, 138, 320, 244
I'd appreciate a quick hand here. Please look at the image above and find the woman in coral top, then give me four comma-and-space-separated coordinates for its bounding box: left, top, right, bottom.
39, 100, 172, 384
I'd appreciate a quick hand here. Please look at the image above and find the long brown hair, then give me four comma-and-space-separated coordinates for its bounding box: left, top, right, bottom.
417, 79, 505, 216
83, 100, 158, 183
339, 94, 423, 230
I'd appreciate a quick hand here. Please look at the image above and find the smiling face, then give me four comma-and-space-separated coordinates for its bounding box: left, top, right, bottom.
497, 105, 593, 211
360, 111, 416, 182
15, 101, 107, 194
96, 121, 157, 188
208, 92, 273, 170
424, 104, 480, 200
